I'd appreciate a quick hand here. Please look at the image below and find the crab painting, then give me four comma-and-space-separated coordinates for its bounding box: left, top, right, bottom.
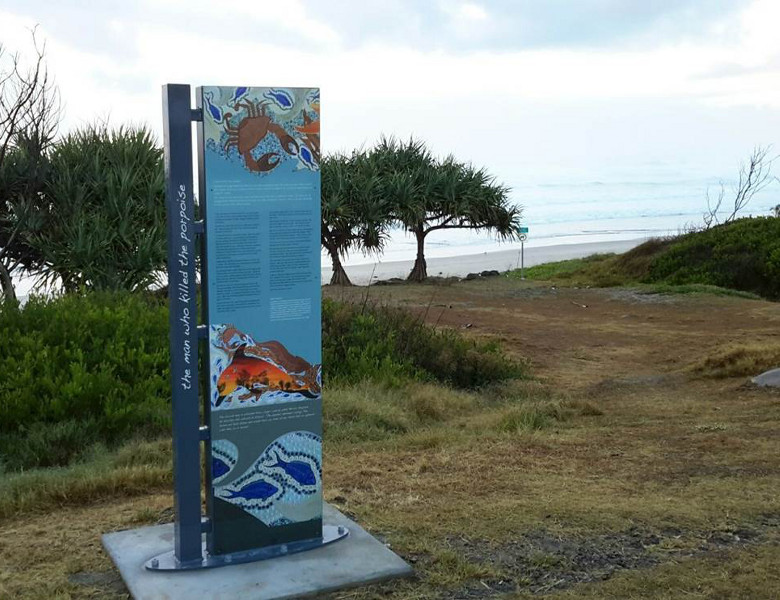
223, 100, 299, 173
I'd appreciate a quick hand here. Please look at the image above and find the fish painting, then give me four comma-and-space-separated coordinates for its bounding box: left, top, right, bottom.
298, 145, 317, 170
231, 86, 249, 105
268, 450, 317, 486
215, 431, 322, 526
211, 439, 238, 484
212, 456, 231, 479
224, 478, 279, 501
215, 348, 318, 406
203, 91, 223, 124
263, 89, 294, 110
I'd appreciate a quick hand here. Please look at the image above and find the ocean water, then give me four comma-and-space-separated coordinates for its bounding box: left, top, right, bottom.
12, 165, 779, 297
340, 163, 779, 266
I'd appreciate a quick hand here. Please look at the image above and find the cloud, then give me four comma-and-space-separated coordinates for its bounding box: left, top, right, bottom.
0, 0, 757, 59
0, 0, 341, 63
0, 0, 777, 180
303, 0, 753, 51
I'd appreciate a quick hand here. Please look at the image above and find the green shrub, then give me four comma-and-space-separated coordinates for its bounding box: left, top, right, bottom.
0, 292, 170, 471
0, 293, 523, 471
322, 298, 526, 388
646, 218, 780, 299
509, 219, 780, 300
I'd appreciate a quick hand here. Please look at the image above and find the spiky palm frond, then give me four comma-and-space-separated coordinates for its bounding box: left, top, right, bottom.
24, 123, 166, 292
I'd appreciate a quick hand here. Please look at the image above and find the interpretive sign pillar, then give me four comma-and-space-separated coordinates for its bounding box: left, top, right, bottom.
199, 85, 329, 556
148, 84, 346, 571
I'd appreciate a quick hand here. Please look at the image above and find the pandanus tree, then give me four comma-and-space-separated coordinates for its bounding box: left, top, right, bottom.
22, 124, 167, 292
370, 137, 521, 282
321, 151, 390, 285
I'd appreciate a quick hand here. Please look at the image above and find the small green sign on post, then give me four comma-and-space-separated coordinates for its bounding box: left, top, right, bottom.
516, 225, 529, 280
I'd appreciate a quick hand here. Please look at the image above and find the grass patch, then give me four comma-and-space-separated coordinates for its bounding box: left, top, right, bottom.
690, 342, 780, 378
636, 283, 762, 299
323, 382, 483, 444
0, 378, 555, 519
512, 253, 617, 281
426, 548, 502, 588
0, 439, 172, 521
507, 239, 675, 288
492, 401, 571, 433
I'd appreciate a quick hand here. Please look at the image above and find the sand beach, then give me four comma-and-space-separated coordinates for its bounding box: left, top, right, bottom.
322, 238, 645, 285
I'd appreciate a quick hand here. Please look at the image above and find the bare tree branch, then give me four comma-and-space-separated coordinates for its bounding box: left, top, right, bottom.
703, 182, 725, 230
727, 146, 775, 223
0, 26, 60, 166
0, 26, 61, 299
701, 146, 776, 231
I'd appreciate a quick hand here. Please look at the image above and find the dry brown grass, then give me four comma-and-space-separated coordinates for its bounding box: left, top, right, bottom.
690, 341, 780, 378
0, 440, 172, 521
2, 283, 780, 599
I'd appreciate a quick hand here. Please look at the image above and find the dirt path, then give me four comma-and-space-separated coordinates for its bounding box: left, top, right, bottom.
321, 279, 780, 597
329, 279, 780, 391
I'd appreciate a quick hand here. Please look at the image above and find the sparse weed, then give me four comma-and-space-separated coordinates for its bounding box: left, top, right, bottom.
690, 342, 780, 379
494, 402, 570, 433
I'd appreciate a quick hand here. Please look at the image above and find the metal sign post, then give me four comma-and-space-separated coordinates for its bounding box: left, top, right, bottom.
160, 84, 204, 569
150, 84, 346, 572
517, 226, 529, 280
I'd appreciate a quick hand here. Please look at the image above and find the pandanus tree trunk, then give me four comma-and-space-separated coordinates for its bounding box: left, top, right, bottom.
407, 229, 428, 282
0, 261, 17, 302
324, 241, 352, 286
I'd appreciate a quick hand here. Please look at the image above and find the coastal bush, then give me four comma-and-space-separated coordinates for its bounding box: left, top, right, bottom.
0, 292, 171, 471
0, 293, 524, 471
646, 217, 780, 299
322, 298, 526, 388
511, 219, 780, 299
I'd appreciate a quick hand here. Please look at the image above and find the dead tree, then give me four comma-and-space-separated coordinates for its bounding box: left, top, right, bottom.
703, 146, 775, 230
0, 28, 60, 301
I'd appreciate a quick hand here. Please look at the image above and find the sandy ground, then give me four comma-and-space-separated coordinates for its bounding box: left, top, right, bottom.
322, 239, 644, 284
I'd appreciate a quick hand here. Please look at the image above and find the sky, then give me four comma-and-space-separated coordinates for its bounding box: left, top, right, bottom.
1, 0, 779, 186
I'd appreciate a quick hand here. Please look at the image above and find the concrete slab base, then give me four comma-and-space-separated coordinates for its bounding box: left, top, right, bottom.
102, 504, 413, 600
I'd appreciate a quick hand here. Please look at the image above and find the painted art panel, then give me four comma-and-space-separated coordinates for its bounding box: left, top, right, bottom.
199, 85, 321, 555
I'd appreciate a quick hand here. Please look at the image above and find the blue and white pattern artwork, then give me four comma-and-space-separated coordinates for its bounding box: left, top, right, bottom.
211, 439, 239, 485
214, 431, 322, 526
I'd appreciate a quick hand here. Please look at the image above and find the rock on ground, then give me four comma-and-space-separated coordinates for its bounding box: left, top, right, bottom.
752, 368, 780, 387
